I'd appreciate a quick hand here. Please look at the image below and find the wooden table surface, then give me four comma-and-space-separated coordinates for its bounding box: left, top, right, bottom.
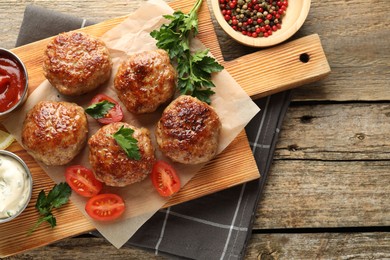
2, 0, 389, 259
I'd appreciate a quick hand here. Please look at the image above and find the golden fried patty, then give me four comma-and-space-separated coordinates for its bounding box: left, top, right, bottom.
88, 122, 156, 187
42, 31, 112, 96
155, 95, 221, 164
114, 49, 176, 114
21, 101, 88, 166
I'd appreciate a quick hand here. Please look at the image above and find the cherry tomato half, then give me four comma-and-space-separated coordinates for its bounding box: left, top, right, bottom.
89, 93, 124, 124
65, 165, 103, 197
85, 193, 125, 221
151, 160, 181, 197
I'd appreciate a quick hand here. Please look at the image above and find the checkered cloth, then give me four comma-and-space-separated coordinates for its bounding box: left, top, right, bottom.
16, 5, 291, 259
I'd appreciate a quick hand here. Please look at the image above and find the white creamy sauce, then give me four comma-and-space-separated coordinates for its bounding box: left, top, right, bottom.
0, 155, 31, 219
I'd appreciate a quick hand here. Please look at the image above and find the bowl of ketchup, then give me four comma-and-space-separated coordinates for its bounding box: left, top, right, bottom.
0, 48, 28, 121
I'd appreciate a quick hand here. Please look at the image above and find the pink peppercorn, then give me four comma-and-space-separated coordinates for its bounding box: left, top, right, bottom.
220, 0, 288, 38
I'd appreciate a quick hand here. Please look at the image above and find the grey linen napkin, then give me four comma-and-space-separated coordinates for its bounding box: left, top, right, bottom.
16, 5, 291, 260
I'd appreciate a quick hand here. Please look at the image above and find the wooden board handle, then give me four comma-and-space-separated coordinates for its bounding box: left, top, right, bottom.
223, 34, 331, 99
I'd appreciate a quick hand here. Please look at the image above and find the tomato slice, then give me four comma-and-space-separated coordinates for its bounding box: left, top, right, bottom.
85, 194, 125, 221
89, 94, 124, 124
65, 165, 103, 197
151, 160, 181, 197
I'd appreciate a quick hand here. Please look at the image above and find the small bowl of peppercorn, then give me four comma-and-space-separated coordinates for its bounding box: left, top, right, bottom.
212, 0, 311, 47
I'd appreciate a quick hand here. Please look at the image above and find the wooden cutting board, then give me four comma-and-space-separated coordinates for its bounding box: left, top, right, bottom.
0, 0, 330, 257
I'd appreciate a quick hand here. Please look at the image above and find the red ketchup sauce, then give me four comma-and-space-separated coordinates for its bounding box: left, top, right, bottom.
0, 53, 26, 113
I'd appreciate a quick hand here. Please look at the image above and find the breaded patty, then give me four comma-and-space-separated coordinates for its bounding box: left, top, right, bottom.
21, 101, 88, 166
42, 31, 112, 96
114, 49, 176, 114
88, 122, 156, 187
155, 95, 221, 164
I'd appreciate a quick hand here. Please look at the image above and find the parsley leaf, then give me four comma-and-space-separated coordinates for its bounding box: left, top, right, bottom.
85, 100, 115, 119
150, 0, 224, 104
46, 182, 72, 208
29, 182, 71, 234
112, 125, 141, 160
192, 49, 224, 74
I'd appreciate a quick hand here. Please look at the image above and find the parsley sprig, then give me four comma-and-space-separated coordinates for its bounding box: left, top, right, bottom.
85, 100, 115, 119
150, 0, 224, 104
29, 182, 71, 234
113, 125, 141, 160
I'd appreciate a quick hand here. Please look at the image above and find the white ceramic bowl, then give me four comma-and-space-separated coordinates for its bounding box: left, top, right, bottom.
211, 0, 311, 47
0, 150, 33, 223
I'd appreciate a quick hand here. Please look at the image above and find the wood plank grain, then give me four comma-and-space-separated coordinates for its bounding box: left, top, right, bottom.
254, 159, 390, 229
3, 232, 389, 259
224, 34, 330, 99
290, 0, 390, 101
274, 103, 390, 160
244, 232, 390, 259
2, 237, 160, 260
254, 103, 390, 229
212, 0, 390, 101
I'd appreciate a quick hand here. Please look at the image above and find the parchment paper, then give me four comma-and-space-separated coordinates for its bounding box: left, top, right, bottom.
3, 0, 260, 248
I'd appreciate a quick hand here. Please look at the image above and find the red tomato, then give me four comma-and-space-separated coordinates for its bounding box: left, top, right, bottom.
89, 94, 123, 124
65, 165, 103, 197
85, 194, 125, 221
151, 160, 181, 197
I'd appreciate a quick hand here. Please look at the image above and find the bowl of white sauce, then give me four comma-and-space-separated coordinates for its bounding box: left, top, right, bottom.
0, 150, 33, 223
